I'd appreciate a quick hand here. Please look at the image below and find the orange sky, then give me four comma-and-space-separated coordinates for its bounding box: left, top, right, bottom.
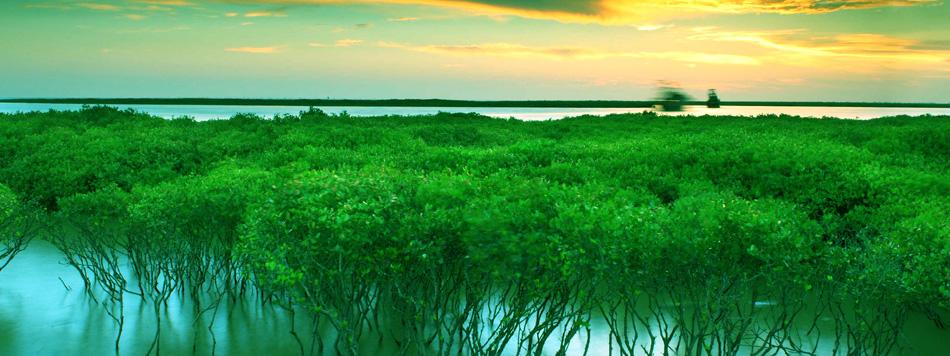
2, 0, 948, 101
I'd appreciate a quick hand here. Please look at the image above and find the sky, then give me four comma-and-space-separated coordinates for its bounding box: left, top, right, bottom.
1, 0, 948, 101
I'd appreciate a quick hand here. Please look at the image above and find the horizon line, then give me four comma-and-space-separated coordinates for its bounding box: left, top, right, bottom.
2, 97, 950, 109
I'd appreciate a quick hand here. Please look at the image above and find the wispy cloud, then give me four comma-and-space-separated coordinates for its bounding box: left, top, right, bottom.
132, 5, 172, 11
589, 78, 757, 91
636, 24, 670, 31
76, 3, 120, 11
225, 46, 279, 53
388, 17, 421, 21
776, 78, 805, 84
378, 42, 760, 65
223, 9, 289, 17
335, 39, 363, 47
638, 51, 760, 65
124, 14, 147, 20
132, 0, 195, 5
23, 4, 72, 9
115, 25, 190, 33
208, 0, 939, 24
378, 42, 593, 59
663, 0, 938, 15
688, 27, 950, 70
244, 11, 274, 17
30, 1, 182, 12
331, 23, 375, 33
57, 2, 175, 13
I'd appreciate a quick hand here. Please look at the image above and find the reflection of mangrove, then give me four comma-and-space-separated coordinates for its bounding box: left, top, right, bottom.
48, 180, 255, 356
1, 106, 949, 355
0, 185, 39, 275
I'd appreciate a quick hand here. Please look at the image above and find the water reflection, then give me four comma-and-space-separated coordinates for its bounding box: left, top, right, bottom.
1, 241, 949, 355
0, 240, 311, 356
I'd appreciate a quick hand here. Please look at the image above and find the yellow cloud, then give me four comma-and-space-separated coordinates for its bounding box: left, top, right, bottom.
688, 27, 950, 70
132, 0, 196, 5
378, 41, 760, 65
638, 51, 761, 65
388, 17, 421, 21
76, 3, 120, 11
124, 14, 147, 20
636, 24, 669, 31
245, 11, 274, 17
208, 0, 940, 25
225, 46, 279, 53
335, 39, 364, 47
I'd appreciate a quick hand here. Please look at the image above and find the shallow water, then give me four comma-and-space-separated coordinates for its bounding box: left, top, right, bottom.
2, 240, 949, 355
2, 103, 949, 121
0, 240, 313, 356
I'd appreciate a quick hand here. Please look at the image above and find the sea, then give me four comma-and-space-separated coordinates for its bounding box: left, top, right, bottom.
2, 102, 949, 121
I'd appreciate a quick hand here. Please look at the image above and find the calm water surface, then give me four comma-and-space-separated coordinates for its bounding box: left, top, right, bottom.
2, 241, 949, 355
2, 103, 949, 121
0, 241, 312, 356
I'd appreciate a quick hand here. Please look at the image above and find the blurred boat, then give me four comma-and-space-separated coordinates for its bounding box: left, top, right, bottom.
707, 89, 721, 108
654, 87, 689, 112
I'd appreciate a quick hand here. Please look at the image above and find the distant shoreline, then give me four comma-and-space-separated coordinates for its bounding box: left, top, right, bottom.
2, 98, 950, 109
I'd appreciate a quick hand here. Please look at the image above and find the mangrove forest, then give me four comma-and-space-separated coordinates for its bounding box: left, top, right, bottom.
1, 105, 949, 355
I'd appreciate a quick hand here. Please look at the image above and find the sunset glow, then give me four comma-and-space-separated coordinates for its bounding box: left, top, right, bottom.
2, 0, 948, 101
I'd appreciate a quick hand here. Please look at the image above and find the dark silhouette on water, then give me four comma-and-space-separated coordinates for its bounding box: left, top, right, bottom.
707, 89, 721, 108
654, 85, 690, 112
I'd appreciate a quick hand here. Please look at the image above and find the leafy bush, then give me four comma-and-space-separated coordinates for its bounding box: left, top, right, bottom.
3, 108, 949, 354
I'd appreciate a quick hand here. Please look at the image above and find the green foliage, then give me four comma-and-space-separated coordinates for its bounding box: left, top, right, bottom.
0, 184, 15, 220
0, 183, 40, 275
3, 107, 950, 354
